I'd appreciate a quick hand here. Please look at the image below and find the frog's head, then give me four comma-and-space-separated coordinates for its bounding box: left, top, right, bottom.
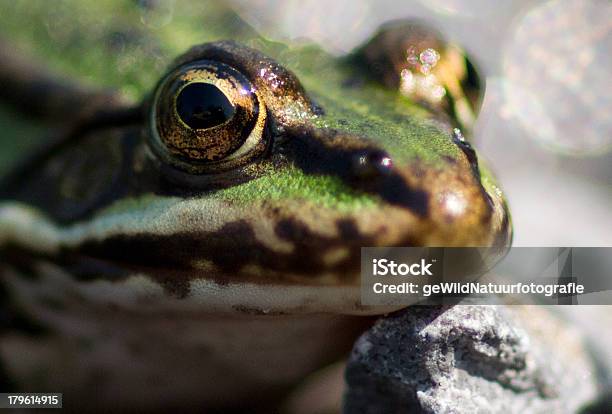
0, 25, 511, 314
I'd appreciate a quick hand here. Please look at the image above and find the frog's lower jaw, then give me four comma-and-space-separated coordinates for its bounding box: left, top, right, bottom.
0, 199, 506, 321
1, 259, 373, 411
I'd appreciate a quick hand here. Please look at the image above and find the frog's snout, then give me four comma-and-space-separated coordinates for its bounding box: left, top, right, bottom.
347, 142, 510, 247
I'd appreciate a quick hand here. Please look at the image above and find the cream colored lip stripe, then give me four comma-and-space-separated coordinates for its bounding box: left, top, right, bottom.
0, 197, 238, 252
73, 272, 395, 315
0, 201, 395, 315
0, 203, 62, 254
0, 198, 297, 256
186, 279, 396, 315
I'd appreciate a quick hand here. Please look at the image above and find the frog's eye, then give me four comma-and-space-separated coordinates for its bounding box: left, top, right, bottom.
149, 60, 267, 173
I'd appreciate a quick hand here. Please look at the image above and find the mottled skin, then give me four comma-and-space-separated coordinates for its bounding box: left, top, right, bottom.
0, 1, 511, 412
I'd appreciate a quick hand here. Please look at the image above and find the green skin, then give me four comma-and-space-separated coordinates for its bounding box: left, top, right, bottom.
0, 0, 511, 411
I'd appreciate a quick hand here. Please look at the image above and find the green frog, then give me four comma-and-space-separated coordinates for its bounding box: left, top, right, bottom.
0, 1, 511, 412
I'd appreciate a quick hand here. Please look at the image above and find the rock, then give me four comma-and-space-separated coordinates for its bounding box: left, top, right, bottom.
344, 304, 601, 414
555, 306, 612, 390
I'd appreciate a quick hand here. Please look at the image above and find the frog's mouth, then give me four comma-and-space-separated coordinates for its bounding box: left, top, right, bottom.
0, 200, 400, 315
0, 177, 510, 315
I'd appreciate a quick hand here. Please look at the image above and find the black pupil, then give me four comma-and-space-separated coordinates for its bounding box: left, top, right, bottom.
176, 83, 235, 129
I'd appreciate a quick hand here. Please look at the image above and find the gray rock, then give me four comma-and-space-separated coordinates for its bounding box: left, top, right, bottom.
344, 304, 601, 414
555, 306, 612, 390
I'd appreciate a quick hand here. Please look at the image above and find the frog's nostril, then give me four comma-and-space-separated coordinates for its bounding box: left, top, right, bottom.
351, 150, 393, 179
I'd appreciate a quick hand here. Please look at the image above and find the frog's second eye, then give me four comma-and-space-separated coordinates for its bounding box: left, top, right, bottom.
149, 60, 267, 172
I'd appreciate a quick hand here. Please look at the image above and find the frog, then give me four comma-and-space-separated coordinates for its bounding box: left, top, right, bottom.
0, 1, 511, 412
